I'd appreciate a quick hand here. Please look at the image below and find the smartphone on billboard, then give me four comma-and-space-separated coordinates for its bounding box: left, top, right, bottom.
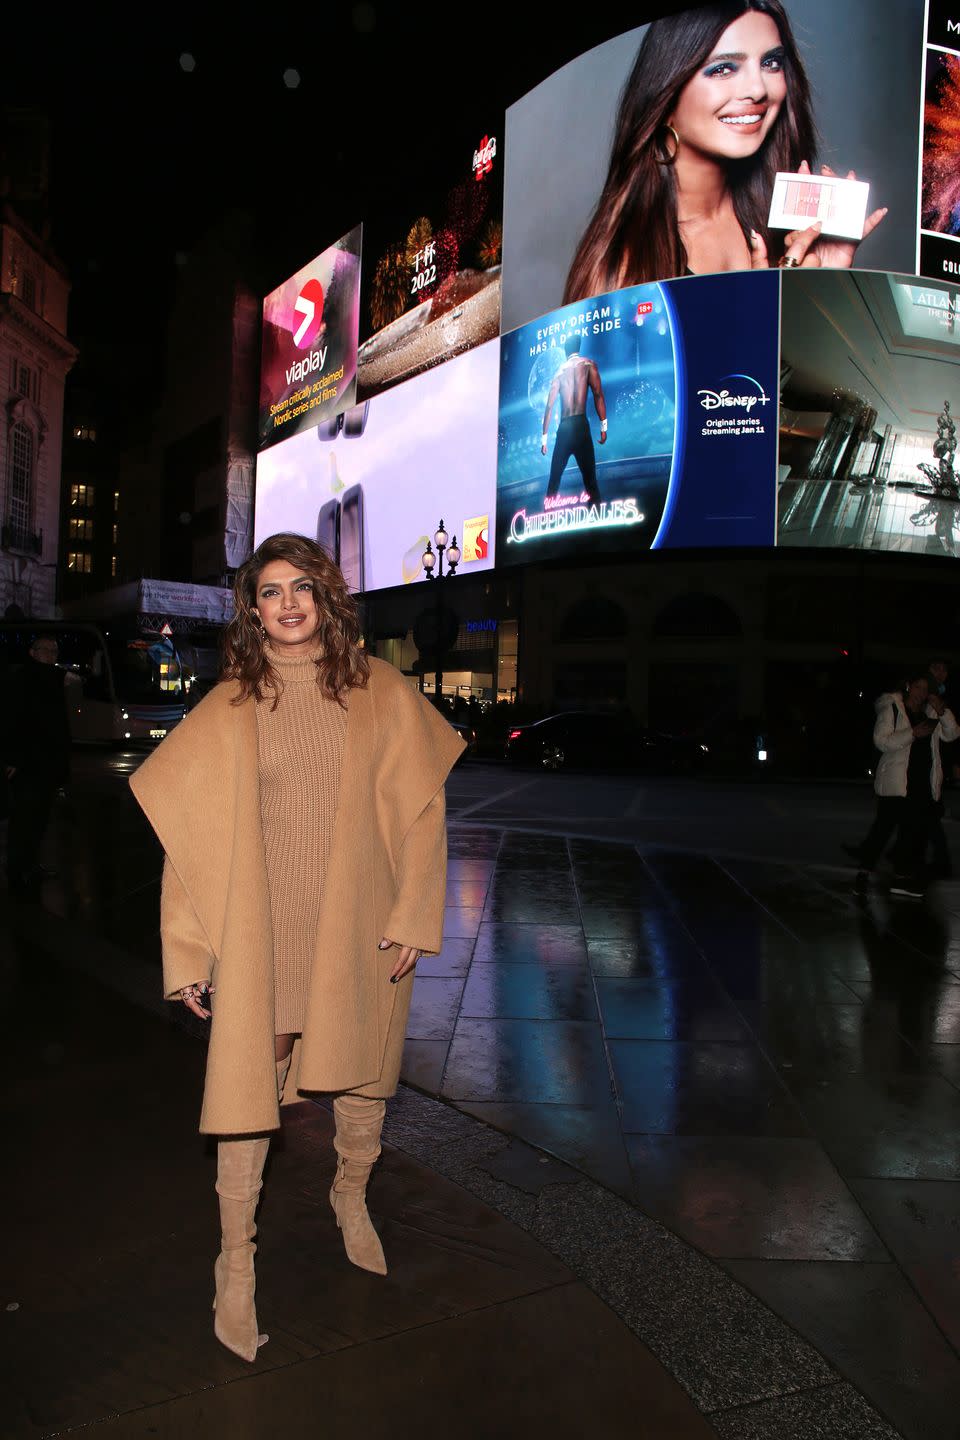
316, 499, 340, 562
339, 485, 365, 593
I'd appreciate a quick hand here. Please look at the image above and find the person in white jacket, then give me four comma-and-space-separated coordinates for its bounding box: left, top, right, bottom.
856, 670, 960, 895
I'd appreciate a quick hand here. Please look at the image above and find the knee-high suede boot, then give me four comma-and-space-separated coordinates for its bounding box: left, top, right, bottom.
329, 1095, 387, 1275
213, 1137, 270, 1361
211, 1057, 290, 1361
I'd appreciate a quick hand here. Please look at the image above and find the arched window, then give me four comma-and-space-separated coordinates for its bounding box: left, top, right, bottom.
8, 421, 34, 544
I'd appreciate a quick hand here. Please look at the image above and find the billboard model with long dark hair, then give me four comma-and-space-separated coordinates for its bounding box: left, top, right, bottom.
564, 0, 870, 295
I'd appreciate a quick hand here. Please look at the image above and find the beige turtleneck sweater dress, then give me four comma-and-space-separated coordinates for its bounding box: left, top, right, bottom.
255, 647, 348, 1034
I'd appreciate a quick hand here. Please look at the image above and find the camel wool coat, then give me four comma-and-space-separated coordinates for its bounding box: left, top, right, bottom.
129, 657, 464, 1134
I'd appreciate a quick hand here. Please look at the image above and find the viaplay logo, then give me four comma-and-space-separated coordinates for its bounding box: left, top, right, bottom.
697, 374, 771, 413
293, 277, 325, 349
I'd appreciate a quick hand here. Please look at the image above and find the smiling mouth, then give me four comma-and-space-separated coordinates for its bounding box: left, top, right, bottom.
719, 112, 766, 127
278, 615, 306, 625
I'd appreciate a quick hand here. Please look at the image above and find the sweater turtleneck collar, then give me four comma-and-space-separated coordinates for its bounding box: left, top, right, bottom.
265, 644, 320, 681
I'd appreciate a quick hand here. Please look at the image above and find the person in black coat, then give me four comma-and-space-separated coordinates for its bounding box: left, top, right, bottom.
2, 634, 71, 899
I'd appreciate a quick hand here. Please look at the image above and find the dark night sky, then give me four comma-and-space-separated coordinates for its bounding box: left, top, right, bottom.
3, 3, 676, 426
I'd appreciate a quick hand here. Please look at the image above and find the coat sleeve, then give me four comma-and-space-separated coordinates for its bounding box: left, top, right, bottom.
160, 854, 215, 1000
937, 706, 960, 743
874, 701, 913, 754
382, 789, 448, 954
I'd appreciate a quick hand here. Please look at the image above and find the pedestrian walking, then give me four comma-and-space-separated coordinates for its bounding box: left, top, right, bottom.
130, 532, 463, 1363
926, 658, 954, 876
854, 669, 959, 897
2, 633, 70, 900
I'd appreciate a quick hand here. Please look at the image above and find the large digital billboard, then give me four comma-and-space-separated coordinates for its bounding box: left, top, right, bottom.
501, 0, 925, 333
255, 339, 498, 593
778, 268, 960, 557
357, 129, 502, 403
258, 226, 362, 452
919, 1, 960, 282
497, 270, 780, 565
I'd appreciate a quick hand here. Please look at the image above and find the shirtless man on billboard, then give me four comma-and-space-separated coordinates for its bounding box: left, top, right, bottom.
541, 332, 607, 504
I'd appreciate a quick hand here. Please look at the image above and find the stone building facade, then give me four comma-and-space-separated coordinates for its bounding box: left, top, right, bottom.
0, 203, 76, 616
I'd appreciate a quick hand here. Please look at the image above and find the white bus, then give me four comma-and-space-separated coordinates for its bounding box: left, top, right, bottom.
0, 621, 200, 745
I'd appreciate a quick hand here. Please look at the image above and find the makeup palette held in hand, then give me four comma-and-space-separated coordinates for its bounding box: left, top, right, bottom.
768, 173, 870, 241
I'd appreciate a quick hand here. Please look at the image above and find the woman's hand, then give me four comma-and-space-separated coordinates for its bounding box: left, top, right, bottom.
751, 163, 887, 272
795, 162, 887, 269
379, 937, 421, 984
750, 221, 823, 270
800, 163, 892, 270
180, 981, 215, 1019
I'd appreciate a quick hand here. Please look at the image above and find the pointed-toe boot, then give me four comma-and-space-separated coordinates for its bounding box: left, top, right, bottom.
329, 1095, 387, 1275
213, 1136, 271, 1361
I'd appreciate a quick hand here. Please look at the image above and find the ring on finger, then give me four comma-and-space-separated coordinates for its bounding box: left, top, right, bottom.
778, 255, 800, 268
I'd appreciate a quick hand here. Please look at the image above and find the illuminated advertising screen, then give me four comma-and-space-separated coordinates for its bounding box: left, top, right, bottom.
357, 129, 502, 403
501, 0, 925, 333
255, 339, 498, 593
919, 1, 960, 283
778, 268, 960, 557
258, 226, 362, 452
496, 270, 780, 565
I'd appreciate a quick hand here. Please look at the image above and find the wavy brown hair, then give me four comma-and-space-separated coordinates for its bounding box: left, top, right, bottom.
222, 532, 370, 707
563, 0, 816, 299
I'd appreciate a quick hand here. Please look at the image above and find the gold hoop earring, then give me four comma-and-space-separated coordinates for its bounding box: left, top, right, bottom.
656, 124, 680, 166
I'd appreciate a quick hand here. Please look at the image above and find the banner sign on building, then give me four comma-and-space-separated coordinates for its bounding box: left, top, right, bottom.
258, 226, 362, 452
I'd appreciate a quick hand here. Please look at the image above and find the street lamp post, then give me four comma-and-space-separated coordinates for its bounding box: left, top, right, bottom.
421, 519, 460, 703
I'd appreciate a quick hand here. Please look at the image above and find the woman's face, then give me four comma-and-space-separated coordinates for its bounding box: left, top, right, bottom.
669, 10, 789, 162
253, 559, 321, 654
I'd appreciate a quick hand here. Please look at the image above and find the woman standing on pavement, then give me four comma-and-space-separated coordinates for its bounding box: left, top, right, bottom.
130, 532, 463, 1362
855, 669, 959, 897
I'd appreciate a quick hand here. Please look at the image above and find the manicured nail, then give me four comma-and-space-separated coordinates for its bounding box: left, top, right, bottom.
750, 229, 759, 245
378, 940, 390, 949
390, 976, 397, 984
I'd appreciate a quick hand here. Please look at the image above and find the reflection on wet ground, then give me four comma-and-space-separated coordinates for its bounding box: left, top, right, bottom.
12, 757, 960, 1440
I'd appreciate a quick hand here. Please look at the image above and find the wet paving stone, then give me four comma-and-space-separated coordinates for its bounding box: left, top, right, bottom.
460, 964, 597, 1022
716, 956, 863, 1010
400, 1038, 449, 1094
442, 1018, 612, 1105
497, 832, 571, 869
626, 1135, 889, 1261
723, 1258, 960, 1440
585, 934, 709, 980
845, 1177, 960, 1266
596, 977, 750, 1043
709, 1383, 903, 1440
444, 859, 496, 910
456, 1099, 635, 1197
747, 1002, 931, 1077
610, 1040, 809, 1137
483, 874, 580, 925
789, 1073, 960, 1178
472, 923, 587, 966
406, 976, 466, 1042
415, 937, 475, 978
579, 906, 686, 942
442, 906, 484, 938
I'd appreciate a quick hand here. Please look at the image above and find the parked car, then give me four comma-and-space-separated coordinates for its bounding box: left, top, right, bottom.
504, 711, 708, 773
